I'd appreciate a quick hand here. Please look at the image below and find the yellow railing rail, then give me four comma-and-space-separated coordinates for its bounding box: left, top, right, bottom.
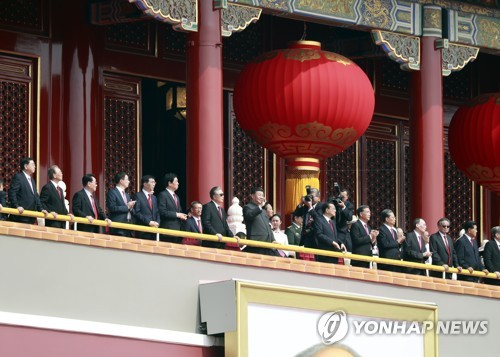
0, 207, 497, 280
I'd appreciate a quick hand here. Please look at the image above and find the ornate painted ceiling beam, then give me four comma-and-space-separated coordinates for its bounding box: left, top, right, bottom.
227, 0, 499, 52
127, 0, 261, 36
442, 43, 479, 76
91, 0, 148, 25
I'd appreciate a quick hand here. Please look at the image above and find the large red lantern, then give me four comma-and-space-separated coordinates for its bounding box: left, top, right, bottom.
448, 93, 500, 194
233, 41, 374, 213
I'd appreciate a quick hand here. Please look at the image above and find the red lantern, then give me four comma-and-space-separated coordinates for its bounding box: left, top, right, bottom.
448, 93, 500, 194
233, 41, 374, 163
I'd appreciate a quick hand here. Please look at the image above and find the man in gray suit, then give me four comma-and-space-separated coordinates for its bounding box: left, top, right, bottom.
243, 187, 279, 256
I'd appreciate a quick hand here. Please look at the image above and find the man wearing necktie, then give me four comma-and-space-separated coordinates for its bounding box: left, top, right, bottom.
201, 186, 234, 249
377, 209, 405, 272
350, 205, 378, 268
158, 172, 187, 243
454, 221, 489, 282
402, 218, 432, 275
429, 218, 462, 279
40, 165, 74, 228
183, 201, 203, 245
313, 202, 346, 264
483, 226, 500, 285
72, 174, 112, 233
132, 175, 159, 240
8, 157, 48, 224
106, 172, 136, 237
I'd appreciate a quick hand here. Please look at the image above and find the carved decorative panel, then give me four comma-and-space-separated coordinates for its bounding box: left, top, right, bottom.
223, 19, 264, 63
366, 138, 397, 228
325, 145, 357, 209
0, 0, 47, 35
228, 94, 264, 205
444, 151, 473, 239
380, 57, 410, 94
0, 55, 33, 191
103, 74, 141, 196
105, 21, 156, 56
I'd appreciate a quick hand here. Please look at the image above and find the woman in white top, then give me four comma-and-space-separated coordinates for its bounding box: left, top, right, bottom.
271, 214, 295, 258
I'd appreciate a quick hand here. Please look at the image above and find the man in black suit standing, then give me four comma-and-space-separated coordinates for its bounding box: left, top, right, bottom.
429, 218, 462, 279
72, 173, 111, 233
334, 188, 354, 253
350, 205, 378, 268
314, 202, 346, 264
201, 186, 234, 249
40, 165, 73, 228
184, 201, 203, 245
8, 157, 47, 224
158, 173, 187, 243
106, 172, 136, 237
132, 175, 159, 240
377, 209, 405, 272
402, 218, 432, 275
243, 187, 278, 256
483, 226, 500, 285
297, 187, 322, 249
454, 221, 489, 282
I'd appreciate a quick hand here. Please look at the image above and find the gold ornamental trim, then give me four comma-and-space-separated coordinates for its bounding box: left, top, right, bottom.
466, 164, 500, 193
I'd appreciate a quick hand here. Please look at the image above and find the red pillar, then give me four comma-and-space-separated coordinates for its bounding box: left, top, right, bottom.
410, 36, 444, 227
186, 2, 224, 204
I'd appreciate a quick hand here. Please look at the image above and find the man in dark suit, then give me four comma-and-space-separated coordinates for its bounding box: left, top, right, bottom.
454, 221, 489, 282
132, 175, 159, 240
285, 211, 303, 247
72, 173, 111, 233
243, 187, 278, 256
296, 187, 322, 249
106, 172, 136, 237
429, 218, 462, 279
201, 186, 234, 249
183, 201, 203, 246
334, 188, 354, 252
402, 218, 432, 275
40, 165, 73, 228
350, 205, 378, 268
483, 226, 500, 285
8, 157, 47, 224
313, 202, 346, 264
377, 209, 405, 273
158, 172, 187, 243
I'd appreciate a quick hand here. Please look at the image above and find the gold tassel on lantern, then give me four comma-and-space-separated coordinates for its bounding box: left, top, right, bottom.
285, 158, 320, 215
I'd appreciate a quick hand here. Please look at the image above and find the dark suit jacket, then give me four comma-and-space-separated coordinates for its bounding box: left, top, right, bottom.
402, 231, 427, 275
8, 172, 43, 224
158, 189, 183, 243
335, 200, 354, 252
0, 191, 7, 221
72, 189, 107, 233
454, 235, 484, 281
483, 240, 500, 285
132, 191, 159, 240
313, 215, 342, 264
297, 203, 322, 248
106, 188, 133, 236
429, 232, 458, 278
376, 224, 401, 272
40, 181, 68, 228
243, 201, 277, 256
350, 220, 373, 268
185, 216, 202, 234
201, 201, 233, 248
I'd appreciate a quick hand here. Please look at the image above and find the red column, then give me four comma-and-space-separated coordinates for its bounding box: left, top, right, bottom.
186, 2, 224, 204
410, 36, 444, 226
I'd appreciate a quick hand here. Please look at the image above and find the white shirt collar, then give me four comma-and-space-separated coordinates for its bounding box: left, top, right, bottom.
142, 189, 152, 196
